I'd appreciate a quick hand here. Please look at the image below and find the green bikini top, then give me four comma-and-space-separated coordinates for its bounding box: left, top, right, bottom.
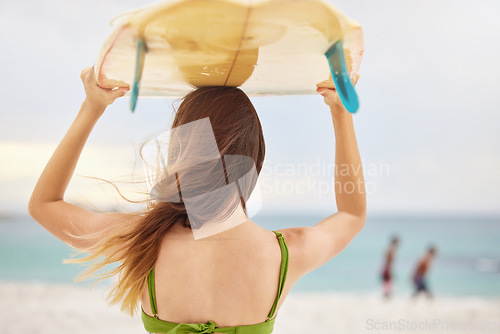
141, 230, 289, 334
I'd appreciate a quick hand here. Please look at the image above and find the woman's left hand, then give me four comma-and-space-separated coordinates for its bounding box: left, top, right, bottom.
80, 66, 130, 112
29, 66, 133, 250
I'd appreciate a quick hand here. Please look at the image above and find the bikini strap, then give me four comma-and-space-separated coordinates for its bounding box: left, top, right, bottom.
267, 230, 289, 320
147, 266, 159, 319
146, 233, 289, 321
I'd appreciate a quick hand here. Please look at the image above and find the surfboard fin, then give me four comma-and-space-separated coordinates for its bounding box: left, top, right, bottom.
324, 40, 359, 113
130, 38, 147, 112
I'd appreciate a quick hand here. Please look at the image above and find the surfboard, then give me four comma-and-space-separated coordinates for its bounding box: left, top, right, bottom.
94, 0, 364, 112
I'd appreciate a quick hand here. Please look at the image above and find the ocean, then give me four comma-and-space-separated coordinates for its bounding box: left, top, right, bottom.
1, 214, 499, 298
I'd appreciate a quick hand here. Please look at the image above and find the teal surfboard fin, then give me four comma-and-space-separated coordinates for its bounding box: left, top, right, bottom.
130, 38, 147, 112
324, 40, 359, 113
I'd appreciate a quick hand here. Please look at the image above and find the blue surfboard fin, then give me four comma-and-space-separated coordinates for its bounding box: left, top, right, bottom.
130, 38, 147, 112
324, 40, 359, 113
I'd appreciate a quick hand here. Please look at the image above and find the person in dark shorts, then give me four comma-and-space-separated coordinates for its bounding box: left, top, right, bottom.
412, 245, 437, 299
380, 235, 399, 298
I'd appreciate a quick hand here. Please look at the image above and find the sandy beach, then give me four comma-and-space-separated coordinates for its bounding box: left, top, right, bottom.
1, 281, 499, 334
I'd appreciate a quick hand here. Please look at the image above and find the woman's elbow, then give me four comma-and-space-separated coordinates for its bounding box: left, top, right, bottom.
28, 196, 40, 220
27, 195, 50, 222
349, 210, 367, 234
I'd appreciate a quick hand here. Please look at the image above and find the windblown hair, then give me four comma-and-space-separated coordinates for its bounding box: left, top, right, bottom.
67, 86, 265, 315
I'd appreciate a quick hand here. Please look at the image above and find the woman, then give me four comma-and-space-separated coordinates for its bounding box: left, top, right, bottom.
29, 66, 366, 333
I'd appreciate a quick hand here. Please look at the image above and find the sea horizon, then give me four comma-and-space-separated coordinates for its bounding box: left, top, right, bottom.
1, 213, 499, 299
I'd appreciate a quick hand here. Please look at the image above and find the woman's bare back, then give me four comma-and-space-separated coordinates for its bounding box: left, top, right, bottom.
140, 219, 296, 327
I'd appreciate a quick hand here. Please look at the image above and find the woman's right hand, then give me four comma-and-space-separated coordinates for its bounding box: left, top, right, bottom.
316, 73, 360, 111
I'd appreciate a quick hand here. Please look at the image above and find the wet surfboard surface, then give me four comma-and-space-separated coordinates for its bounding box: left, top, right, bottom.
94, 0, 363, 111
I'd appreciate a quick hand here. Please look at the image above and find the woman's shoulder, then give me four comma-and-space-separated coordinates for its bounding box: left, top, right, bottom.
271, 227, 314, 279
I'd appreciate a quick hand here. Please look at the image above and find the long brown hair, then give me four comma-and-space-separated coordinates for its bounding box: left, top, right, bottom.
67, 86, 265, 315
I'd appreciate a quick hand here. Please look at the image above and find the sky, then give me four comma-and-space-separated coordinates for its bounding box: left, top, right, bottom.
0, 0, 499, 216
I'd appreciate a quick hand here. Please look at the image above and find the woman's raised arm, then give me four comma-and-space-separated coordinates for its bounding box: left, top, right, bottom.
281, 76, 366, 277
28, 67, 131, 250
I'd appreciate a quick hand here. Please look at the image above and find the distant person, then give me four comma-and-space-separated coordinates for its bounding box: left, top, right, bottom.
412, 245, 437, 299
380, 235, 399, 298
